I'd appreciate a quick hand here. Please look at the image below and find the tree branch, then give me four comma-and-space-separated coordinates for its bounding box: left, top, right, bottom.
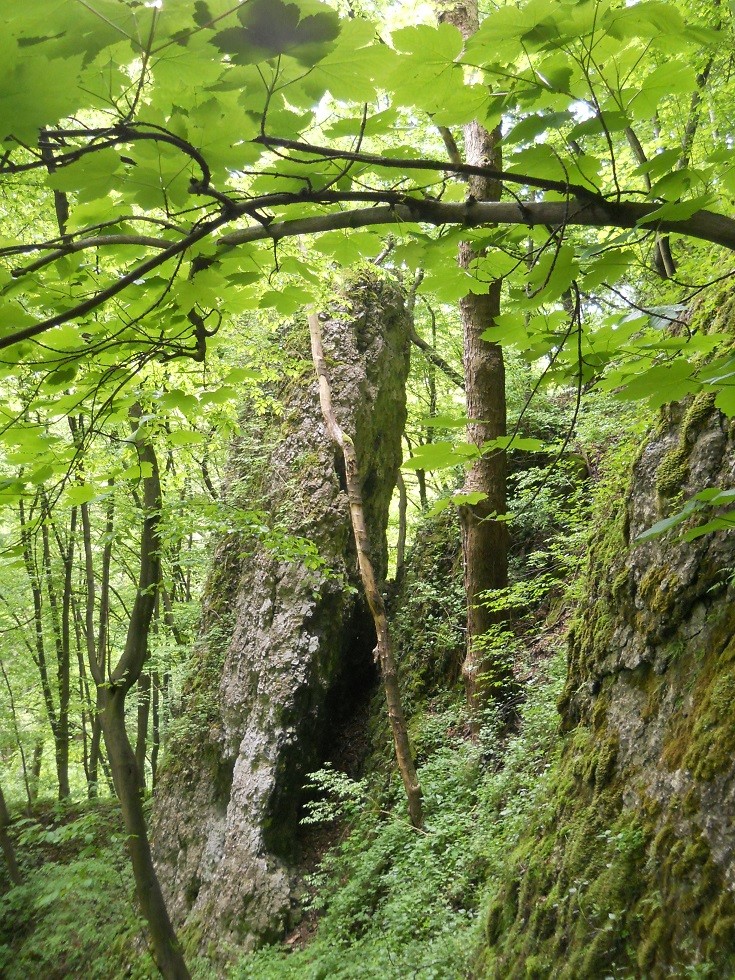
2, 194, 735, 355
219, 197, 735, 253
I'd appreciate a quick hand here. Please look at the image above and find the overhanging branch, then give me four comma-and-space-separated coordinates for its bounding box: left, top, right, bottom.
219, 197, 735, 252
2, 191, 735, 354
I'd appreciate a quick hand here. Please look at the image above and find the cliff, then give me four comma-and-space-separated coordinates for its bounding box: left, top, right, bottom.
483, 395, 735, 976
151, 273, 410, 957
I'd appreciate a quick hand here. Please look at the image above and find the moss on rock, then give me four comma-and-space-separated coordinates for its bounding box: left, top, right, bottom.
656, 392, 716, 502
478, 383, 735, 978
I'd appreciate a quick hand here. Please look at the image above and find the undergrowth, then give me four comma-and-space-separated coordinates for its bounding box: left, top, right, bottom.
0, 799, 156, 979
232, 650, 566, 980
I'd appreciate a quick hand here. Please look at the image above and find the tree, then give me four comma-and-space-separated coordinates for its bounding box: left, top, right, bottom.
437, 0, 512, 714
309, 310, 423, 827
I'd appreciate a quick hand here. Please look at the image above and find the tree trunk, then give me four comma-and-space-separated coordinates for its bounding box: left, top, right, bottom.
0, 656, 35, 813
88, 408, 190, 978
136, 672, 151, 790
40, 513, 72, 801
88, 717, 102, 798
28, 739, 43, 806
19, 498, 68, 795
438, 0, 512, 714
100, 692, 189, 979
150, 671, 161, 789
0, 782, 22, 887
308, 312, 423, 828
395, 470, 408, 585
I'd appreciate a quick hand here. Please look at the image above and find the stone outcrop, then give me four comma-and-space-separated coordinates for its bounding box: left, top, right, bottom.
151, 273, 410, 956
484, 396, 735, 977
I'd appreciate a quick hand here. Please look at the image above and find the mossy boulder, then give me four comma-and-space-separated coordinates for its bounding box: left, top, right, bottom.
481, 396, 735, 977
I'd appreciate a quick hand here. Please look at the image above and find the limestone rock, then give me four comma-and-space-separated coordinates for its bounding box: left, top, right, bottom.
151, 274, 410, 955
488, 396, 735, 976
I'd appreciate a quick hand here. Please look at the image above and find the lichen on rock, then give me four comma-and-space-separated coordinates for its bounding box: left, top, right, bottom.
150, 272, 410, 958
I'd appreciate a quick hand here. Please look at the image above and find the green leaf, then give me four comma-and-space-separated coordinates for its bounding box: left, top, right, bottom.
313, 231, 382, 263
630, 62, 697, 119
427, 490, 488, 517
683, 512, 735, 540
222, 368, 264, 384
199, 385, 238, 407
614, 360, 699, 408
483, 436, 546, 453
605, 1, 686, 40
694, 488, 735, 505
635, 501, 698, 542
167, 430, 205, 447
568, 111, 630, 141
0, 52, 85, 144
482, 313, 528, 348
503, 112, 571, 147
421, 415, 473, 429
46, 149, 122, 201
641, 195, 713, 223
210, 0, 339, 67
521, 243, 578, 306
157, 390, 200, 415
63, 485, 100, 507
388, 23, 464, 115
306, 19, 396, 102
507, 144, 567, 183
120, 462, 153, 481
714, 387, 735, 417
259, 286, 313, 315
401, 441, 479, 472
580, 250, 635, 290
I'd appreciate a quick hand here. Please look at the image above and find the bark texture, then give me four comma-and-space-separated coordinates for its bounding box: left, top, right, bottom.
438, 0, 510, 711
308, 312, 422, 828
151, 273, 410, 955
95, 413, 191, 980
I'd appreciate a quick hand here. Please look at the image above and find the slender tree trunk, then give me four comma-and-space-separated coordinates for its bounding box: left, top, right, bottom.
100, 692, 189, 979
28, 740, 43, 807
77, 458, 114, 799
308, 312, 423, 828
0, 657, 35, 814
0, 783, 22, 887
85, 407, 190, 979
88, 718, 102, 798
136, 672, 151, 790
438, 0, 512, 715
40, 514, 72, 800
72, 596, 92, 789
395, 470, 408, 585
150, 671, 161, 789
19, 499, 65, 788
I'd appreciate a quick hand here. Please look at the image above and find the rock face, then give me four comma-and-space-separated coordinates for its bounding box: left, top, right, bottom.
485, 396, 735, 977
151, 274, 410, 955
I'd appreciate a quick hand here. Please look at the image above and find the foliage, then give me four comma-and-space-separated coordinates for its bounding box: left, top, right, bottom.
233, 654, 566, 980
0, 0, 732, 432
300, 765, 368, 827
0, 0, 734, 972
0, 801, 156, 979
0, 0, 731, 806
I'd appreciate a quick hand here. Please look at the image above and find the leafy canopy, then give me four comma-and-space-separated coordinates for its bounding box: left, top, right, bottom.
0, 0, 732, 506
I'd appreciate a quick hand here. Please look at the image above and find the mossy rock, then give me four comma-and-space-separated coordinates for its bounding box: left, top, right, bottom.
479, 368, 735, 978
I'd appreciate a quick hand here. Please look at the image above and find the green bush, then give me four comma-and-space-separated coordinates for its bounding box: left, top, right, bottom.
0, 802, 157, 979
233, 652, 567, 980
